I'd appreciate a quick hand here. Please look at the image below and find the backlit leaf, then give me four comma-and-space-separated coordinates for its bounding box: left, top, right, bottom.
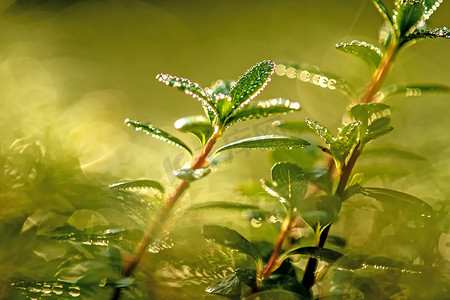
261, 162, 307, 209
125, 119, 193, 156
375, 83, 450, 101
305, 119, 334, 145
109, 180, 164, 194
336, 40, 383, 71
348, 103, 390, 126
205, 274, 241, 299
402, 27, 450, 45
307, 119, 360, 164
174, 115, 213, 147
202, 224, 259, 260
227, 60, 276, 116
299, 195, 342, 233
393, 0, 426, 36
213, 135, 310, 156
225, 98, 301, 126
289, 247, 346, 264
306, 169, 333, 194
360, 186, 433, 217
156, 73, 218, 123
370, 0, 393, 24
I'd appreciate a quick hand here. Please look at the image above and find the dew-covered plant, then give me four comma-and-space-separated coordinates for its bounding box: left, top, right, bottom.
109, 60, 310, 299
198, 1, 449, 299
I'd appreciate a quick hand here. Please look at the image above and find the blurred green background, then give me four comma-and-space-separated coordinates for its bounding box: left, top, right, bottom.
0, 0, 449, 299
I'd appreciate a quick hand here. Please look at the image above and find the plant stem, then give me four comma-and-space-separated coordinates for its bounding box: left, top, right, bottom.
111, 130, 222, 300
262, 215, 294, 278
361, 40, 397, 103
301, 144, 361, 289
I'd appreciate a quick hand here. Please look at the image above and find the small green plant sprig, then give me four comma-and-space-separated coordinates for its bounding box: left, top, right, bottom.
110, 60, 310, 299
200, 1, 449, 299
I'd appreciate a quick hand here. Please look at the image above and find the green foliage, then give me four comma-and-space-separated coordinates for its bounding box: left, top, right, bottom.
225, 98, 301, 126
125, 119, 193, 156
370, 0, 393, 24
393, 0, 425, 37
205, 273, 241, 299
213, 135, 310, 156
348, 103, 393, 145
201, 224, 260, 260
228, 61, 276, 115
359, 186, 433, 217
174, 115, 214, 147
402, 27, 450, 45
298, 195, 342, 234
336, 40, 383, 71
306, 118, 360, 166
376, 83, 450, 101
109, 180, 164, 194
261, 162, 307, 211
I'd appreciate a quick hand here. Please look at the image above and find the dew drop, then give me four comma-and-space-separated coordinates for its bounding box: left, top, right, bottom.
68, 286, 81, 297
251, 217, 262, 228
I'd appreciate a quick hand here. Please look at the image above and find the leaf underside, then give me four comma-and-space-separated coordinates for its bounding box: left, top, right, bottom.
125, 119, 193, 156
109, 179, 164, 194
201, 224, 259, 260
336, 40, 383, 71
213, 135, 310, 156
225, 98, 301, 127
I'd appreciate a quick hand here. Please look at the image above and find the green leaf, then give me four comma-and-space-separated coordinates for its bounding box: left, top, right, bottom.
52, 229, 126, 246
261, 162, 307, 209
363, 125, 393, 144
274, 62, 355, 99
393, 0, 426, 36
306, 169, 333, 194
289, 247, 346, 264
227, 60, 276, 117
156, 73, 218, 123
225, 98, 301, 126
349, 103, 390, 126
202, 224, 259, 260
109, 179, 164, 194
307, 119, 360, 164
213, 135, 310, 156
206, 274, 241, 299
125, 119, 193, 156
375, 83, 450, 101
336, 40, 383, 71
359, 186, 433, 217
370, 0, 393, 24
173, 167, 211, 182
174, 115, 213, 147
402, 27, 450, 45
305, 119, 334, 145
298, 195, 342, 233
